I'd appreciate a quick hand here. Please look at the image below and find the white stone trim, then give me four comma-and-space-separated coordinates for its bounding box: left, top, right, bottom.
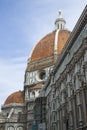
54, 29, 60, 54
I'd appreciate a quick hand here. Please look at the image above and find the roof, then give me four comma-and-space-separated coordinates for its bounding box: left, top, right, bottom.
4, 91, 24, 105
30, 30, 71, 62
57, 30, 71, 54
30, 83, 42, 90
30, 31, 55, 62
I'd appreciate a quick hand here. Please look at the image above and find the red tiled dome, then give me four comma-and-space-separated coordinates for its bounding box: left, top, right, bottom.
30, 31, 55, 62
30, 30, 70, 62
4, 91, 24, 105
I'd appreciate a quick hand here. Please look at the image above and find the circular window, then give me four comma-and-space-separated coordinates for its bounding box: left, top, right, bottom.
37, 70, 46, 81
39, 71, 46, 80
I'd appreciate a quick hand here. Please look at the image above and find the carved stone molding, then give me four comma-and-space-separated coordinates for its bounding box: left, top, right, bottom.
27, 56, 54, 72
55, 36, 87, 88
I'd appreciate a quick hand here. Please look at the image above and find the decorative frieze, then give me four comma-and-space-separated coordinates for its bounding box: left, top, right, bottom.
55, 36, 87, 88
27, 56, 54, 72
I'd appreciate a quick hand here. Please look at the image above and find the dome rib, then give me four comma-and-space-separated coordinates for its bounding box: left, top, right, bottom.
30, 30, 70, 63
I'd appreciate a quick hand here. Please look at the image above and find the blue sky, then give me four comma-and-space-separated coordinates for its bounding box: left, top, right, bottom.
0, 0, 86, 108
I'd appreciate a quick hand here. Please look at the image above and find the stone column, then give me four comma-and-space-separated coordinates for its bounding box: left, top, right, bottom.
84, 61, 87, 82
61, 91, 65, 104
83, 48, 87, 83
68, 100, 73, 130
57, 111, 60, 130
78, 105, 83, 126
62, 107, 66, 130
81, 87, 87, 125
67, 83, 71, 98
70, 112, 73, 130
25, 87, 29, 101
75, 73, 80, 90
84, 50, 87, 62
72, 94, 77, 130
77, 92, 83, 126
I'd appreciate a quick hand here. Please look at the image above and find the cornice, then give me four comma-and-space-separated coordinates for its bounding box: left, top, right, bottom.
55, 36, 87, 86
26, 56, 54, 72
1, 103, 25, 110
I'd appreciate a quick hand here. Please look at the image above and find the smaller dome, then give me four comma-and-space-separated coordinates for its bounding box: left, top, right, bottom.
4, 91, 24, 105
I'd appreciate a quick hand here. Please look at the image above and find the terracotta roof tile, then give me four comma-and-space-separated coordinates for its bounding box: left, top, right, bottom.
30, 31, 55, 62
4, 91, 24, 105
31, 83, 42, 89
30, 30, 70, 63
57, 30, 71, 54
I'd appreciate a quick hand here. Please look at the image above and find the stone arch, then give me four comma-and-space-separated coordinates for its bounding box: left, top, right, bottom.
7, 126, 14, 130
16, 126, 23, 130
38, 90, 40, 94
28, 92, 30, 98
32, 91, 35, 98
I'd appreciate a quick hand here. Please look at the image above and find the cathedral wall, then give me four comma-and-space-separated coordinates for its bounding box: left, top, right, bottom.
44, 7, 87, 130
2, 104, 25, 117
46, 39, 87, 130
55, 24, 87, 82
25, 65, 53, 86
5, 123, 24, 130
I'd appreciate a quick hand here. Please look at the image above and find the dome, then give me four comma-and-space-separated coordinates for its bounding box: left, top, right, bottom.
4, 91, 24, 105
30, 31, 55, 62
57, 30, 70, 53
30, 30, 71, 62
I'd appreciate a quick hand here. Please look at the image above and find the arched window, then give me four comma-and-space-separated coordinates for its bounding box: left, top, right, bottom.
17, 126, 23, 130
54, 114, 55, 121
38, 90, 40, 94
8, 126, 14, 130
53, 102, 55, 110
32, 91, 35, 98
61, 24, 62, 29
58, 24, 59, 29
29, 92, 30, 98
